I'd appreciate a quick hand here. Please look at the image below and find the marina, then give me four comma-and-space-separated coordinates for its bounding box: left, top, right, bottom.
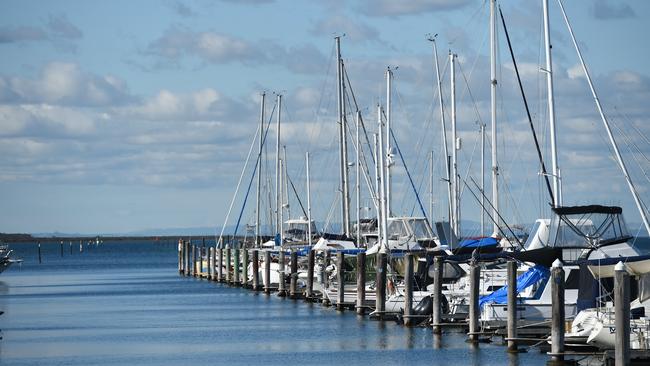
2, 0, 650, 365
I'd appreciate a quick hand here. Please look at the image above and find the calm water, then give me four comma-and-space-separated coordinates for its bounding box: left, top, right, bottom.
1, 241, 556, 365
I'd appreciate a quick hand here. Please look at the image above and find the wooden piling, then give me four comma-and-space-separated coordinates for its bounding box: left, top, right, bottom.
60, 241, 63, 257
322, 251, 331, 306
550, 259, 565, 364
432, 256, 443, 334
192, 244, 199, 277
336, 251, 345, 310
614, 261, 630, 366
211, 246, 217, 281
233, 248, 240, 285
217, 247, 223, 282
264, 250, 271, 294
252, 249, 260, 291
241, 249, 249, 287
403, 253, 414, 326
507, 260, 517, 352
306, 249, 315, 300
69, 241, 72, 255
468, 258, 480, 342
356, 252, 366, 315
225, 248, 231, 283
38, 242, 42, 264
178, 240, 183, 273
207, 247, 213, 279
183, 241, 188, 276
375, 252, 387, 317
278, 250, 287, 297
289, 250, 298, 299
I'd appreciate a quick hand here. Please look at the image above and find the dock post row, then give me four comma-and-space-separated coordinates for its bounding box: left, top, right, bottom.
180, 247, 636, 364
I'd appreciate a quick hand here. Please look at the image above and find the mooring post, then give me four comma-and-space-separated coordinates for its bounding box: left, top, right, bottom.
404, 253, 414, 326
225, 247, 232, 283
178, 240, 183, 273
183, 241, 188, 276
289, 250, 298, 299
233, 248, 241, 285
212, 246, 217, 281
550, 259, 565, 364
69, 241, 72, 255
336, 251, 345, 310
507, 260, 518, 352
322, 251, 331, 306
60, 241, 63, 257
38, 242, 42, 264
194, 245, 199, 277
614, 261, 630, 366
468, 251, 480, 343
375, 252, 387, 318
241, 249, 249, 287
306, 249, 315, 300
252, 249, 260, 291
217, 247, 223, 282
278, 250, 287, 297
208, 247, 214, 279
356, 251, 366, 315
432, 256, 443, 334
264, 250, 271, 294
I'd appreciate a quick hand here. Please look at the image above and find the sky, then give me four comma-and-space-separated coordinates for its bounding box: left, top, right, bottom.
1, 0, 649, 237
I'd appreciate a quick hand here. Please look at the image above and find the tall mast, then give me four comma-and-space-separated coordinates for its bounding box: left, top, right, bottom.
335, 36, 351, 237
283, 145, 290, 219
356, 111, 362, 247
279, 158, 284, 246
430, 151, 434, 228
557, 0, 650, 235
481, 122, 486, 236
306, 152, 312, 247
275, 94, 282, 235
543, 0, 561, 207
386, 68, 393, 218
377, 105, 388, 253
374, 133, 381, 237
450, 52, 460, 238
255, 92, 265, 248
430, 36, 453, 228
490, 0, 500, 235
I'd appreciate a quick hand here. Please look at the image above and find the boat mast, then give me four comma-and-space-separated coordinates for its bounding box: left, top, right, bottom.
356, 110, 362, 247
374, 133, 382, 241
275, 94, 282, 236
430, 36, 453, 229
557, 0, 650, 235
255, 92, 265, 248
335, 36, 351, 237
430, 150, 434, 228
279, 158, 284, 246
386, 68, 393, 218
306, 152, 312, 247
543, 0, 562, 207
283, 145, 290, 220
450, 52, 460, 238
377, 105, 388, 253
481, 122, 486, 236
489, 0, 500, 236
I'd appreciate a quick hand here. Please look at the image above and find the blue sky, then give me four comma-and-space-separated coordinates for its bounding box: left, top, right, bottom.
1, 0, 649, 236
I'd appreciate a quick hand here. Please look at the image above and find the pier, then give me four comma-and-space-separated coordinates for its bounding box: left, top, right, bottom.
177, 240, 648, 365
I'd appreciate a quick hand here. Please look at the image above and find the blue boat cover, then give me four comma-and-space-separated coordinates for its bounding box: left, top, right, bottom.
479, 264, 550, 308
458, 237, 499, 249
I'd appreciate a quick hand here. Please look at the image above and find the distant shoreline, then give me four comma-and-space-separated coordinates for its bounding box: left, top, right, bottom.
0, 233, 216, 243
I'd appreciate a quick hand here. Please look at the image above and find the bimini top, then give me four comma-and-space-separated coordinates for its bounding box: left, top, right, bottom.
552, 205, 622, 215
549, 204, 630, 249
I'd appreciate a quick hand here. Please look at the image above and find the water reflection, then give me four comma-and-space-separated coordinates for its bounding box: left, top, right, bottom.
405, 327, 415, 349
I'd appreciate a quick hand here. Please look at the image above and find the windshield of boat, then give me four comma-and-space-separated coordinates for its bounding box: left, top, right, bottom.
524, 221, 543, 249
408, 219, 433, 240
387, 220, 409, 240
549, 208, 630, 248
